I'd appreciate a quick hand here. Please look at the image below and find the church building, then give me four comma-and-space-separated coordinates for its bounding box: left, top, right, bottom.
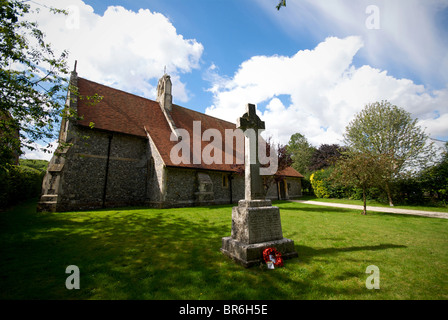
38, 68, 303, 212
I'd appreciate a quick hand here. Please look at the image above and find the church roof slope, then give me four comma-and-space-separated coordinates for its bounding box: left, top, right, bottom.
76, 77, 152, 138
168, 103, 245, 172
75, 77, 302, 178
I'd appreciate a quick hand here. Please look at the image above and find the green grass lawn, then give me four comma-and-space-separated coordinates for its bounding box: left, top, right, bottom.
1, 199, 447, 300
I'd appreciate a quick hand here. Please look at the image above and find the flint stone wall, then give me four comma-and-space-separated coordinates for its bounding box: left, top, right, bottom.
162, 167, 245, 208
51, 126, 148, 211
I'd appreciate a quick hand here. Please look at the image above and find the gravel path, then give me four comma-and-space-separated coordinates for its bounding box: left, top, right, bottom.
290, 200, 448, 219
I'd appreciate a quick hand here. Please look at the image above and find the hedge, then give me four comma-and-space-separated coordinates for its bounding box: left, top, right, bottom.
0, 162, 47, 209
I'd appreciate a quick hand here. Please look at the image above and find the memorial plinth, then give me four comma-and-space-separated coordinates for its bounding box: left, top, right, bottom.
221, 199, 297, 267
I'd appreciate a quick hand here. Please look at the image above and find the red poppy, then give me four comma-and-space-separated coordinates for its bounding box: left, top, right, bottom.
263, 247, 284, 267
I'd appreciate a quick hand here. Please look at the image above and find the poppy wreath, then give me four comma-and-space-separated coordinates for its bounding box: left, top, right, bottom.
262, 247, 284, 267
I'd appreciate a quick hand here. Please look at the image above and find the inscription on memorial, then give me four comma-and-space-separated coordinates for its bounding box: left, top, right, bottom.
231, 200, 283, 244
248, 207, 283, 244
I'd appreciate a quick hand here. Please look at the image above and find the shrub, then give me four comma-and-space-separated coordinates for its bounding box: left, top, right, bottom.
0, 161, 47, 209
310, 168, 345, 198
310, 167, 353, 199
310, 170, 330, 198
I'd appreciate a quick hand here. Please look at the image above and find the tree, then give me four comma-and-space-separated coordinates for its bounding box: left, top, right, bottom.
308, 144, 345, 172
418, 142, 448, 203
0, 0, 69, 169
286, 132, 315, 176
330, 152, 388, 215
344, 101, 436, 206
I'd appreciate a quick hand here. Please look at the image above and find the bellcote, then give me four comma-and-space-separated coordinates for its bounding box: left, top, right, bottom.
156, 73, 178, 136
156, 73, 172, 112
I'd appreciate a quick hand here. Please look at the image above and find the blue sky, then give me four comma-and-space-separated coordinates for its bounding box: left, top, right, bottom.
23, 0, 448, 159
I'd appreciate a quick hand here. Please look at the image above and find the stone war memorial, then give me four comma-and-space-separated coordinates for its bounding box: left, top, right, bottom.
221, 104, 298, 267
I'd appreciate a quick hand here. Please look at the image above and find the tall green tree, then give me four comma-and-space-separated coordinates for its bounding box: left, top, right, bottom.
344, 101, 436, 206
286, 132, 315, 176
0, 0, 69, 169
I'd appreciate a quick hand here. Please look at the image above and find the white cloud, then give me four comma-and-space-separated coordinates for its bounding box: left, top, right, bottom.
257, 0, 448, 87
419, 113, 448, 138
27, 0, 204, 102
21, 140, 58, 161
206, 36, 448, 147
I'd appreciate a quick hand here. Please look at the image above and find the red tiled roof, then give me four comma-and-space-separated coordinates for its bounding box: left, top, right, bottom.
76, 77, 303, 178
169, 103, 245, 172
76, 77, 150, 138
277, 166, 304, 178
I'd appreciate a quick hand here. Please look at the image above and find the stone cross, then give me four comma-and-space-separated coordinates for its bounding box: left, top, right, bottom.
236, 103, 265, 200
222, 103, 298, 267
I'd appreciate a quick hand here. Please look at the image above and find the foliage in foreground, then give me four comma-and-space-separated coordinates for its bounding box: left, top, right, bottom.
1, 0, 70, 167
